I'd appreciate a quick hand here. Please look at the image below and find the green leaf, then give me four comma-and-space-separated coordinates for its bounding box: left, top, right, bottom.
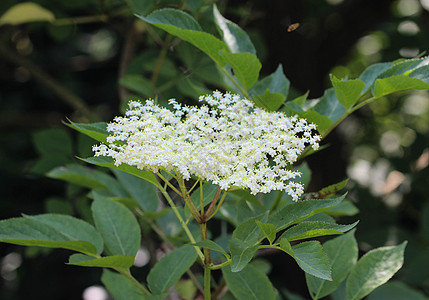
280, 221, 358, 242
0, 214, 103, 255
325, 200, 359, 217
290, 241, 332, 281
250, 65, 290, 111
222, 52, 261, 90
222, 264, 276, 300
359, 62, 392, 95
66, 120, 109, 143
101, 269, 147, 300
233, 212, 269, 244
279, 238, 293, 256
256, 221, 277, 244
147, 245, 198, 294
408, 64, 429, 83
213, 4, 256, 54
47, 164, 127, 197
138, 9, 227, 67
367, 281, 427, 300
113, 170, 159, 212
378, 57, 429, 78
190, 240, 228, 256
119, 74, 154, 98
91, 193, 141, 256
229, 238, 258, 272
346, 241, 407, 300
313, 88, 346, 125
128, 0, 155, 16
0, 2, 55, 25
330, 76, 365, 110
305, 229, 358, 299
317, 179, 349, 198
67, 254, 134, 270
33, 128, 73, 156
81, 156, 159, 187
268, 194, 346, 231
297, 110, 332, 134
138, 8, 261, 92
373, 75, 429, 97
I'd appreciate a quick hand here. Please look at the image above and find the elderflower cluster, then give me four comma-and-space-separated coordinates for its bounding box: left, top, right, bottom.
93, 91, 320, 201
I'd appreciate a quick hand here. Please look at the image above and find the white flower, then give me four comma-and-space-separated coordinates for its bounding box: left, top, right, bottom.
93, 91, 320, 201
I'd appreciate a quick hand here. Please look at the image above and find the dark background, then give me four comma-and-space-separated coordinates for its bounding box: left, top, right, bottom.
0, 0, 428, 299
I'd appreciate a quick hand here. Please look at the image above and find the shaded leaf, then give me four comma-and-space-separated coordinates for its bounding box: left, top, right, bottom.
190, 240, 228, 256
256, 221, 277, 244
147, 245, 198, 294
291, 241, 332, 281
222, 264, 276, 300
313, 88, 346, 126
101, 269, 147, 300
81, 156, 159, 187
119, 74, 154, 98
229, 238, 258, 272
367, 281, 427, 300
359, 62, 392, 95
113, 170, 159, 212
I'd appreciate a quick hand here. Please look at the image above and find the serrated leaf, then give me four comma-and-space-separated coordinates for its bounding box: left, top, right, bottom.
66, 120, 109, 143
317, 179, 349, 198
297, 110, 332, 134
346, 241, 407, 300
0, 2, 55, 25
359, 62, 392, 95
250, 89, 285, 112
250, 64, 290, 110
67, 254, 134, 270
147, 245, 198, 294
233, 212, 268, 244
47, 164, 127, 197
80, 156, 159, 187
408, 64, 429, 83
91, 193, 141, 256
373, 75, 429, 97
0, 214, 103, 255
313, 88, 346, 125
305, 230, 358, 299
229, 238, 258, 272
378, 57, 429, 78
279, 238, 293, 256
112, 170, 159, 212
222, 264, 276, 300
330, 76, 365, 110
213, 4, 256, 54
290, 241, 332, 281
280, 221, 358, 242
256, 221, 277, 244
268, 194, 346, 231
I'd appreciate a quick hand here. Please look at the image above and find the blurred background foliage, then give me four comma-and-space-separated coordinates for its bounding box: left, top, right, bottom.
0, 0, 428, 299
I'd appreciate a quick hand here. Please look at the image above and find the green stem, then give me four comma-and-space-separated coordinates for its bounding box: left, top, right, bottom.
151, 34, 173, 86
156, 171, 181, 196
158, 185, 205, 262
206, 190, 228, 221
116, 269, 151, 296
200, 222, 212, 300
210, 260, 231, 270
177, 176, 203, 223
204, 264, 211, 300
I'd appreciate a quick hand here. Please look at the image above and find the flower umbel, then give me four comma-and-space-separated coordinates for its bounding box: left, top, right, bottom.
93, 91, 320, 201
